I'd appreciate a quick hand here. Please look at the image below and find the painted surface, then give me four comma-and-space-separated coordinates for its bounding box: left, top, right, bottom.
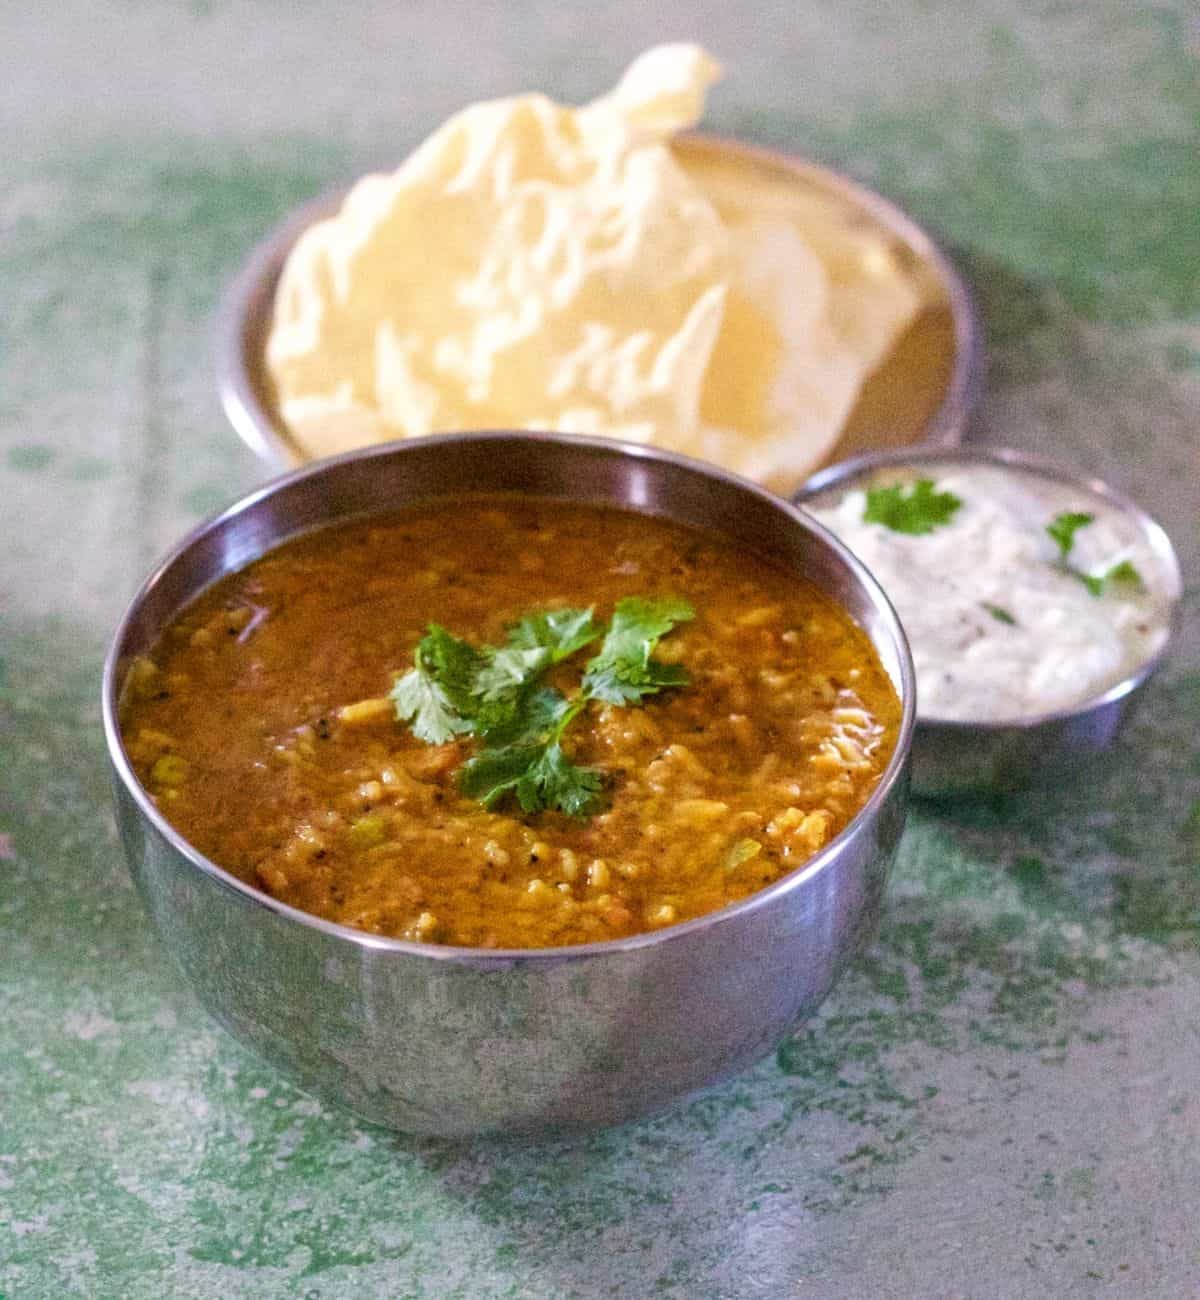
1, 2, 1197, 1295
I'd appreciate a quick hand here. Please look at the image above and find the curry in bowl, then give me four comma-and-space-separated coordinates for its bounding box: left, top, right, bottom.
120, 494, 900, 949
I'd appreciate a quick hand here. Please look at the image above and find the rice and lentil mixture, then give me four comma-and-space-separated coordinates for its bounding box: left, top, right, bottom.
121, 496, 900, 948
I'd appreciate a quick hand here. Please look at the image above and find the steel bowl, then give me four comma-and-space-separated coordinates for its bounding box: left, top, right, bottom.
102, 432, 915, 1136
795, 446, 1183, 798
216, 131, 983, 478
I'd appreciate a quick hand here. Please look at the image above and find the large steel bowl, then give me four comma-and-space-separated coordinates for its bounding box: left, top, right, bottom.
102, 432, 915, 1136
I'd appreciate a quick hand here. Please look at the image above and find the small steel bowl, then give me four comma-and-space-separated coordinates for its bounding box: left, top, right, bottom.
216, 132, 983, 477
102, 432, 915, 1136
795, 446, 1183, 798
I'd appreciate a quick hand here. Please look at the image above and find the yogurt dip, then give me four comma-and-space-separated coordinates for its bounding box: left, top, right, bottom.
807, 459, 1176, 723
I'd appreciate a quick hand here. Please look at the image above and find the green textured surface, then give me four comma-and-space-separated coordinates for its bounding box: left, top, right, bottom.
2, 3, 1198, 1295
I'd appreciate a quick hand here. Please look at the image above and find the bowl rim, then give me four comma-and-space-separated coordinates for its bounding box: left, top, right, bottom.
793, 443, 1184, 732
214, 129, 985, 474
102, 430, 916, 966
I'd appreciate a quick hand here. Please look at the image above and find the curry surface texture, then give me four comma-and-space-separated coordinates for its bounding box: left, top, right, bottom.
121, 496, 900, 948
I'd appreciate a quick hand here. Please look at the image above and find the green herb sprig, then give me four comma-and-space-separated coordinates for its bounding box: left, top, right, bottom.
982, 602, 1017, 626
388, 625, 481, 745
390, 598, 694, 818
1046, 511, 1094, 560
1071, 561, 1146, 598
862, 479, 963, 535
1044, 512, 1145, 598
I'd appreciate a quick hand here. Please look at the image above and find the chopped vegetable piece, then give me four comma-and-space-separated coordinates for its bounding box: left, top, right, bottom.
347, 814, 388, 849
724, 838, 762, 870
862, 478, 963, 535
982, 602, 1017, 625
151, 754, 189, 786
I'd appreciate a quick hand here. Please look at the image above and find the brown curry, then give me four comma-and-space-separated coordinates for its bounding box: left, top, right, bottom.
121, 496, 900, 948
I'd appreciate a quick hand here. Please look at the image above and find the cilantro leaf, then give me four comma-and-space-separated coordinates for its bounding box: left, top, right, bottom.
598, 596, 695, 650
523, 742, 605, 818
394, 598, 693, 818
1046, 511, 1094, 559
459, 690, 603, 818
458, 743, 541, 809
1070, 557, 1146, 599
390, 625, 481, 744
474, 645, 552, 702
583, 657, 690, 706
982, 602, 1017, 625
1103, 559, 1144, 591
474, 607, 600, 703
507, 606, 603, 662
1045, 515, 1146, 598
478, 685, 572, 747
459, 740, 604, 818
419, 624, 482, 713
471, 606, 602, 733
862, 479, 962, 535
391, 668, 465, 745
582, 597, 694, 705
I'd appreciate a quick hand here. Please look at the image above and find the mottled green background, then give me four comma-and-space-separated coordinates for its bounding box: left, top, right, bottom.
2, 3, 1198, 1296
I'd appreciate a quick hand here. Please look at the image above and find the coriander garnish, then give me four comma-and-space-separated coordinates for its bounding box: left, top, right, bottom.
581, 596, 694, 704
1101, 559, 1145, 591
389, 624, 482, 744
459, 701, 603, 817
1046, 511, 1094, 560
1044, 512, 1146, 598
982, 602, 1017, 626
393, 597, 694, 818
863, 479, 962, 535
1068, 558, 1146, 598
